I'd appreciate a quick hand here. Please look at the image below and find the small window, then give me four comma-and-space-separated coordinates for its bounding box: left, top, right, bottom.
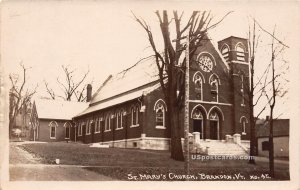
49, 121, 57, 139
262, 141, 269, 151
50, 125, 56, 139
78, 122, 83, 136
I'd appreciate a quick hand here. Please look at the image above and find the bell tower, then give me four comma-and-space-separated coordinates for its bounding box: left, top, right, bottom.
218, 36, 250, 139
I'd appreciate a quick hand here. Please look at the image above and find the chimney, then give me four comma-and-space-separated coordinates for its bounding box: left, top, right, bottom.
266, 116, 270, 121
86, 84, 92, 102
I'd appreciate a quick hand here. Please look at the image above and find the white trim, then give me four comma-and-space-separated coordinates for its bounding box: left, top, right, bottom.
154, 100, 166, 129
49, 121, 57, 139
130, 124, 140, 128
155, 125, 166, 129
239, 116, 249, 123
193, 71, 206, 83
221, 43, 230, 52
235, 42, 246, 51
208, 73, 221, 85
64, 122, 71, 139
230, 60, 249, 65
115, 127, 124, 130
196, 51, 217, 66
207, 106, 225, 121
153, 99, 167, 111
191, 104, 207, 118
189, 100, 232, 106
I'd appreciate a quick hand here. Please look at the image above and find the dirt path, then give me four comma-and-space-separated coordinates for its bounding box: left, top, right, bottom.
9, 142, 114, 181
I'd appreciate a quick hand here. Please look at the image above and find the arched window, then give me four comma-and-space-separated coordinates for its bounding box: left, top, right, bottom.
221, 44, 230, 61
154, 101, 166, 129
49, 121, 58, 139
193, 72, 204, 100
86, 119, 92, 135
78, 121, 84, 136
209, 74, 220, 102
95, 117, 102, 133
116, 109, 124, 130
105, 114, 111, 131
64, 122, 72, 139
240, 116, 248, 135
236, 43, 246, 61
240, 74, 245, 106
131, 105, 139, 127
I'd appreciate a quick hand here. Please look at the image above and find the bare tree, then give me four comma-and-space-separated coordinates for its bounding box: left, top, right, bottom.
264, 26, 287, 178
44, 65, 90, 102
133, 10, 231, 161
251, 20, 289, 177
9, 63, 37, 137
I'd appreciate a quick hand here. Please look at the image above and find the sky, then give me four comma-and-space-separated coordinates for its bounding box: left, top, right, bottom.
1, 0, 299, 119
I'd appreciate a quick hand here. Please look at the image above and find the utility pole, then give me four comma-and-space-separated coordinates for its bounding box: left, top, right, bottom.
184, 33, 190, 175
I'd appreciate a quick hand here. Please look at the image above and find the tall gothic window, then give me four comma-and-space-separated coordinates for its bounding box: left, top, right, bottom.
95, 117, 102, 133
154, 101, 166, 129
209, 74, 220, 102
64, 122, 71, 139
105, 114, 111, 131
193, 73, 203, 100
240, 74, 245, 106
131, 106, 139, 127
240, 116, 248, 135
116, 109, 124, 129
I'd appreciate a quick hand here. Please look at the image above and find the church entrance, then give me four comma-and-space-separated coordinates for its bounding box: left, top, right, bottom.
193, 119, 204, 139
191, 106, 205, 139
209, 110, 220, 140
210, 120, 218, 140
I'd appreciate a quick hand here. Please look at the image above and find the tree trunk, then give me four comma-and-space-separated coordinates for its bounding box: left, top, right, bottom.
249, 97, 256, 164
269, 110, 275, 178
168, 104, 184, 161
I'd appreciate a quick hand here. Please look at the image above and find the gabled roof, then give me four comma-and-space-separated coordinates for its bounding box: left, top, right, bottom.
256, 119, 290, 137
34, 99, 89, 120
90, 59, 160, 105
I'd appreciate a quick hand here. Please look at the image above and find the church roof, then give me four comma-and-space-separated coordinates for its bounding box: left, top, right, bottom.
34, 99, 89, 120
75, 58, 162, 117
90, 59, 160, 105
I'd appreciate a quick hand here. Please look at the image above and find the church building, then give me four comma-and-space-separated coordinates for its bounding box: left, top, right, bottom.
73, 36, 251, 151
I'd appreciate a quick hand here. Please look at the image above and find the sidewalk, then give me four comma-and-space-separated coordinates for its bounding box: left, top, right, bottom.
9, 142, 114, 181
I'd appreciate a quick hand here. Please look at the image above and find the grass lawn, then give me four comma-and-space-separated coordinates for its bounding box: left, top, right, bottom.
17, 142, 289, 181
